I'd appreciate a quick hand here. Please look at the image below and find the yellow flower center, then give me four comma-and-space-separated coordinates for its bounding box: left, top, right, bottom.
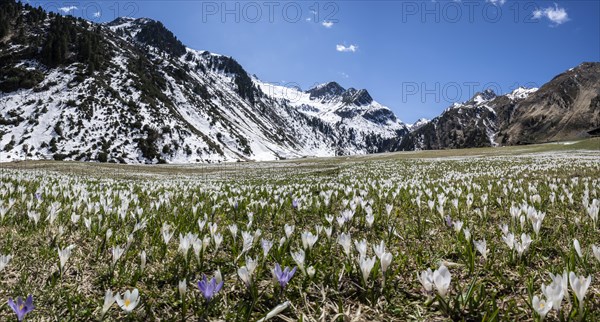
19, 304, 24, 310
125, 299, 131, 307
540, 302, 545, 308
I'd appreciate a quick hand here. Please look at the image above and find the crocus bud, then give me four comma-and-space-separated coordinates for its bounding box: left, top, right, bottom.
140, 250, 146, 272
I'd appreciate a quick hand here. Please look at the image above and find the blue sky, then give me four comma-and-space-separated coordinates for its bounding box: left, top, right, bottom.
41, 0, 599, 123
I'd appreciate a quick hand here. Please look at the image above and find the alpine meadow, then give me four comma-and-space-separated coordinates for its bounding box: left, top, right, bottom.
0, 0, 599, 321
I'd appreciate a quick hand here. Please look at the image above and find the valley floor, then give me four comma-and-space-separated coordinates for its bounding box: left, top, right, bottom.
0, 137, 598, 321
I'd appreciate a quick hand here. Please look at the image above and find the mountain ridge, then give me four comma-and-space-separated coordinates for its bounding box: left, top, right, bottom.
0, 2, 598, 163
0, 3, 410, 163
399, 63, 599, 150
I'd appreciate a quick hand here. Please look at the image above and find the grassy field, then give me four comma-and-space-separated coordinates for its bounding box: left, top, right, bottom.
0, 139, 599, 321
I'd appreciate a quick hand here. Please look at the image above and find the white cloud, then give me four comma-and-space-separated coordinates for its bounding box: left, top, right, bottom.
339, 72, 349, 79
533, 4, 569, 26
336, 44, 358, 53
93, 11, 101, 18
322, 21, 334, 28
58, 6, 77, 13
486, 0, 506, 6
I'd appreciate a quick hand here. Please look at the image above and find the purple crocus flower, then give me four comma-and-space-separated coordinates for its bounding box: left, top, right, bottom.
292, 200, 299, 209
34, 193, 42, 201
8, 295, 34, 321
445, 215, 453, 228
197, 275, 223, 302
274, 263, 297, 289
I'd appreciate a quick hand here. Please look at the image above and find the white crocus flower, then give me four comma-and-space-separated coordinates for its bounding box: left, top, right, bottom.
112, 245, 125, 266
380, 252, 393, 273
314, 225, 323, 236
115, 289, 140, 313
337, 232, 352, 257
208, 222, 218, 237
463, 228, 471, 241
178, 279, 187, 299
452, 220, 463, 233
516, 233, 532, 257
433, 264, 451, 298
213, 233, 223, 251
214, 268, 223, 284
336, 215, 346, 228
228, 224, 238, 240
291, 249, 306, 274
549, 271, 569, 304
541, 280, 564, 312
140, 250, 146, 272
359, 255, 376, 284
102, 289, 116, 316
279, 237, 286, 248
237, 266, 252, 287
241, 231, 254, 255
573, 239, 582, 258
161, 223, 174, 245
569, 272, 591, 311
373, 240, 386, 260
198, 216, 207, 232
58, 244, 76, 271
354, 239, 367, 258
257, 301, 290, 322
474, 239, 488, 260
324, 226, 332, 239
246, 257, 258, 276
84, 217, 92, 231
0, 254, 13, 272
253, 228, 262, 241
592, 244, 600, 262
502, 232, 515, 250
261, 239, 273, 258
532, 295, 552, 321
284, 224, 294, 239
519, 215, 525, 229
301, 231, 318, 250
179, 233, 198, 256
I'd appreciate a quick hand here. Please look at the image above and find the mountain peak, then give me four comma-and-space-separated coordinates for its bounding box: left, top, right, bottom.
106, 17, 153, 27
306, 82, 374, 106
408, 118, 430, 131
306, 82, 346, 100
107, 17, 186, 57
342, 88, 373, 106
467, 89, 497, 105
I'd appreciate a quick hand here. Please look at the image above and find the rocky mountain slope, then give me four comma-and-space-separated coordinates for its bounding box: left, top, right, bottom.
0, 1, 597, 163
0, 1, 407, 163
497, 62, 600, 145
399, 62, 600, 150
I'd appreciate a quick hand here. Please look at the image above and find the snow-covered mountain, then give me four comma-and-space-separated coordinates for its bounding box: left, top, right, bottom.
0, 2, 408, 163
0, 1, 598, 163
407, 118, 430, 132
256, 80, 407, 140
399, 88, 540, 150
399, 63, 600, 150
